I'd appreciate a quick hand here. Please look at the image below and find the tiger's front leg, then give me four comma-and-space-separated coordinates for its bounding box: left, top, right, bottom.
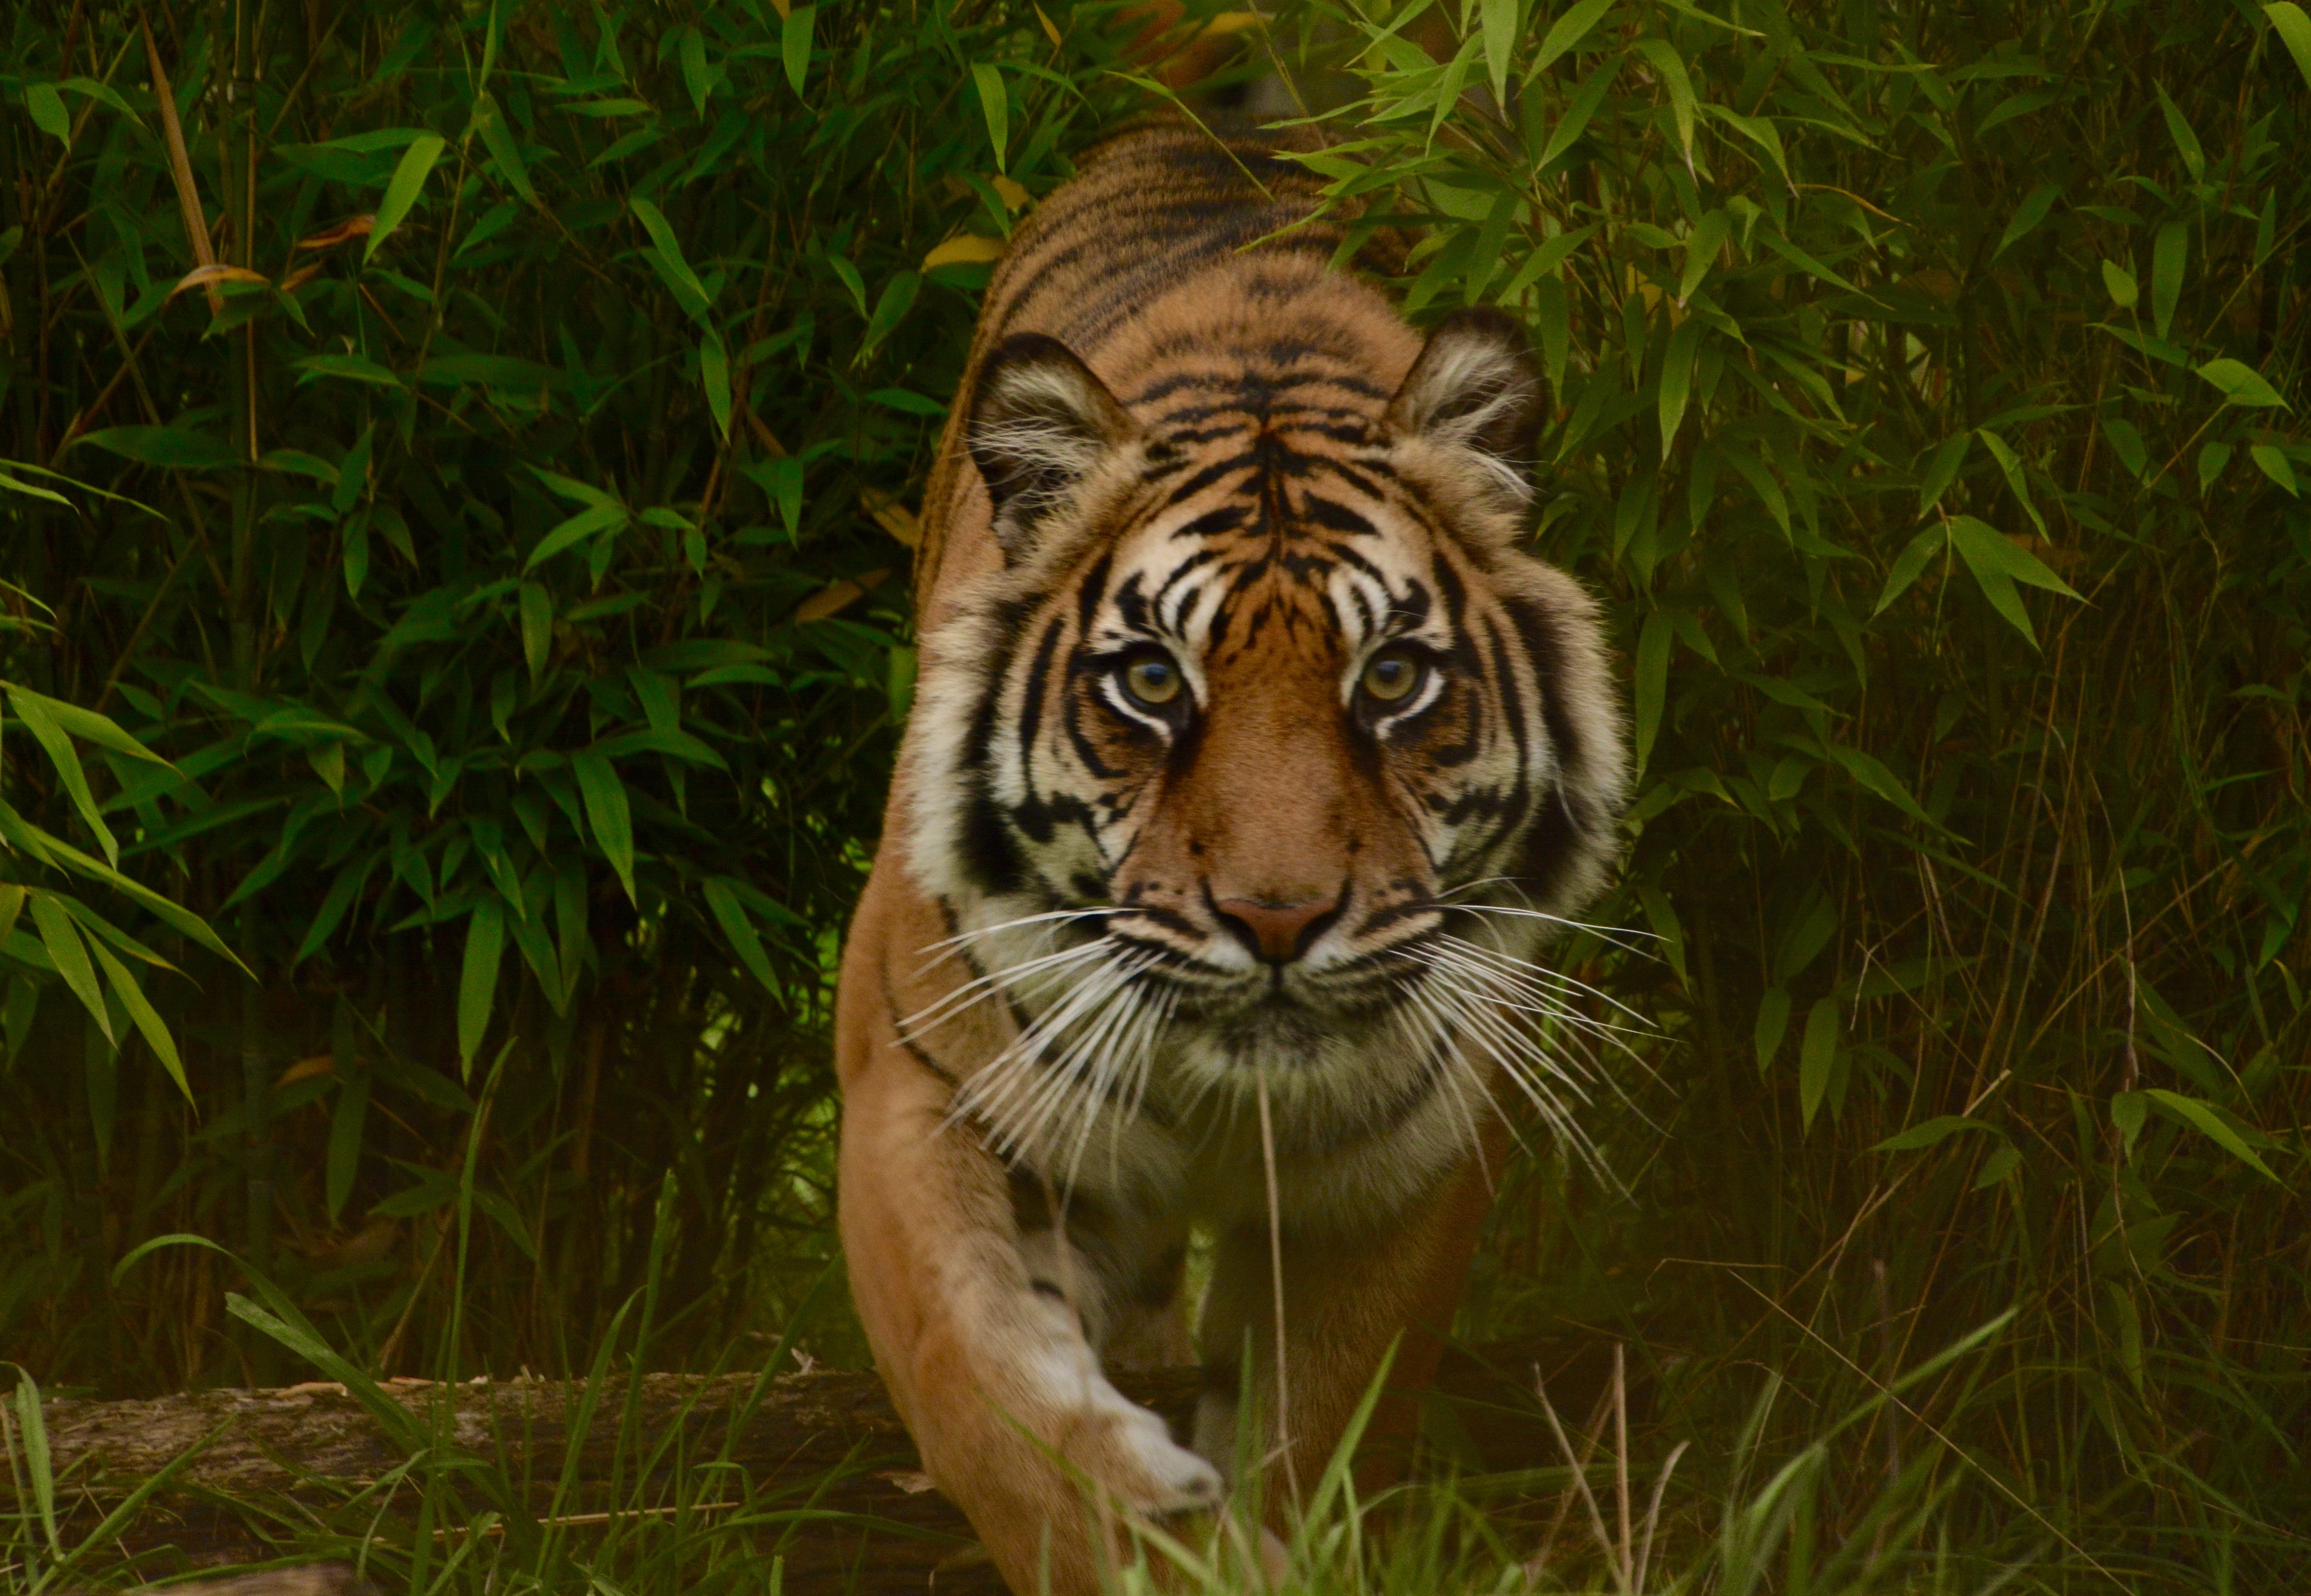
1194, 1120, 1508, 1516
836, 885, 1221, 1594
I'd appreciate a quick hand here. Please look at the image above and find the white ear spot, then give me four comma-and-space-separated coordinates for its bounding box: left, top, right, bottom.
1386, 308, 1546, 505
967, 333, 1135, 558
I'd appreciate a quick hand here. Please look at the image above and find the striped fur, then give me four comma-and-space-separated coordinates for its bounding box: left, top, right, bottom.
835, 120, 1628, 1594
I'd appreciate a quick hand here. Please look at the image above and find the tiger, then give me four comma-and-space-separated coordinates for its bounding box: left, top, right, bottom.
833, 118, 1628, 1594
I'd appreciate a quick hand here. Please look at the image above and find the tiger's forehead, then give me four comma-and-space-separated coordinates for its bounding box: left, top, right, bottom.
1075, 419, 1460, 669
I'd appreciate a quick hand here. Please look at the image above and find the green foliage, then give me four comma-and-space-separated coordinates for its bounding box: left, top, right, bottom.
0, 0, 1174, 1388
1300, 0, 2309, 1586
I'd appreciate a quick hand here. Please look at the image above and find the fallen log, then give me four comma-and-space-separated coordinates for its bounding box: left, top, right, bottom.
16, 1340, 1631, 1595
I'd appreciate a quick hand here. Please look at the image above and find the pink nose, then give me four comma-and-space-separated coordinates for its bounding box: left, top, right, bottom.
1216, 898, 1332, 965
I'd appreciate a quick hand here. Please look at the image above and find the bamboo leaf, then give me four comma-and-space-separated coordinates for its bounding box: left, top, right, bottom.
1798, 997, 1840, 1128
2196, 358, 2289, 410
1631, 611, 1672, 777
5, 685, 120, 863
572, 750, 636, 903
2143, 1089, 2280, 1182
2150, 220, 2186, 341
26, 83, 70, 142
703, 877, 777, 990
1753, 986, 1790, 1074
2271, 4, 2311, 90
86, 935, 189, 1096
1633, 40, 1698, 164
29, 892, 111, 1045
525, 500, 628, 569
363, 135, 447, 264
1480, 0, 1519, 104
1657, 318, 1700, 451
1534, 0, 1617, 75
457, 896, 506, 1077
326, 1070, 368, 1221
1873, 525, 1944, 616
471, 92, 536, 205
782, 6, 816, 97
1874, 1115, 1996, 1152
972, 64, 1009, 170
1992, 182, 2060, 260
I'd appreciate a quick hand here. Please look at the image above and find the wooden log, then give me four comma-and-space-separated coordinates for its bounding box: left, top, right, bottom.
19, 1341, 1626, 1596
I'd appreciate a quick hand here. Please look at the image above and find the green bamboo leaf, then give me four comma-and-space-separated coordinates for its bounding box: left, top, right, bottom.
1753, 986, 1790, 1074
1657, 319, 1700, 452
29, 893, 110, 1046
2252, 443, 2300, 495
2100, 259, 2138, 308
1497, 224, 1597, 302
572, 750, 636, 903
1826, 744, 1938, 828
1480, 0, 1519, 104
2143, 1089, 2280, 1182
7, 686, 117, 864
9, 1365, 58, 1556
26, 83, 70, 142
519, 581, 553, 677
1992, 182, 2060, 261
1633, 39, 1697, 163
858, 271, 920, 364
1537, 56, 1619, 170
525, 500, 628, 570
701, 329, 732, 439
1631, 610, 1671, 776
325, 1069, 368, 1222
1946, 515, 2078, 645
678, 26, 715, 116
631, 197, 715, 320
782, 6, 817, 97
363, 135, 447, 264
2271, 4, 2311, 89
2101, 414, 2149, 480
1975, 429, 2047, 536
530, 465, 620, 508
1534, 0, 1617, 74
1873, 525, 1944, 616
457, 897, 506, 1077
1873, 1115, 1995, 1153
1798, 997, 1840, 1128
1677, 212, 1729, 302
2196, 358, 2290, 410
703, 877, 777, 990
1916, 431, 1970, 515
2153, 85, 2205, 183
2150, 220, 2186, 341
72, 425, 236, 470
86, 935, 188, 1096
472, 92, 537, 205
972, 63, 1009, 170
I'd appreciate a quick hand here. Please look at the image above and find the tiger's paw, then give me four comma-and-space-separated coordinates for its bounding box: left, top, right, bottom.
1077, 1391, 1225, 1514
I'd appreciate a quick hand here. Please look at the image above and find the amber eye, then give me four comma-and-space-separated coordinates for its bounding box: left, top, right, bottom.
1359, 647, 1424, 705
1119, 652, 1184, 707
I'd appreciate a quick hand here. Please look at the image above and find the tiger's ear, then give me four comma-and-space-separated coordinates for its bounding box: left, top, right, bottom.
968, 332, 1136, 558
1385, 308, 1547, 503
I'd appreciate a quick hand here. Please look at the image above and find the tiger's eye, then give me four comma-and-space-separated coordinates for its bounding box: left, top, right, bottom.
1121, 653, 1182, 706
1360, 647, 1423, 704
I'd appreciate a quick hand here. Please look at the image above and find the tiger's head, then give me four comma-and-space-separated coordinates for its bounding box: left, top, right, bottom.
907, 304, 1627, 1165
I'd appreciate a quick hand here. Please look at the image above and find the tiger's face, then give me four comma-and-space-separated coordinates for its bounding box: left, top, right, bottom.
908, 308, 1625, 1167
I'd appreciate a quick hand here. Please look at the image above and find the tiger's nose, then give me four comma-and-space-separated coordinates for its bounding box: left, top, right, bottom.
1215, 898, 1334, 965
